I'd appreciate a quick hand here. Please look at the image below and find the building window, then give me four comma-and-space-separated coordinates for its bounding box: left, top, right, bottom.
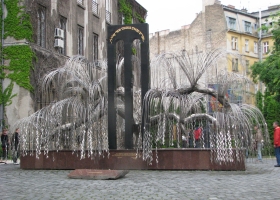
263, 41, 269, 54
37, 5, 46, 47
106, 0, 111, 23
78, 26, 84, 55
232, 58, 238, 71
93, 33, 98, 61
59, 16, 67, 55
121, 14, 125, 24
231, 37, 238, 50
77, 0, 83, 5
228, 17, 236, 30
92, 0, 98, 15
244, 21, 251, 33
246, 82, 250, 92
245, 39, 249, 52
261, 23, 267, 34
254, 41, 258, 54
245, 60, 250, 74
206, 30, 212, 49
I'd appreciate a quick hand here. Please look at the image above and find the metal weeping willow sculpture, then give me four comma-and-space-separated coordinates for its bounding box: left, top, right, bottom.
141, 49, 270, 164
14, 46, 271, 165
13, 56, 109, 159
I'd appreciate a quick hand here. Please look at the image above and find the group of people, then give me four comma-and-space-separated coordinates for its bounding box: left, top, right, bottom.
180, 122, 280, 167
182, 125, 203, 148
1, 128, 19, 164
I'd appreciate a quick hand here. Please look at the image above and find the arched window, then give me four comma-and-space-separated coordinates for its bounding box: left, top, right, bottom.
37, 5, 46, 47
59, 16, 67, 55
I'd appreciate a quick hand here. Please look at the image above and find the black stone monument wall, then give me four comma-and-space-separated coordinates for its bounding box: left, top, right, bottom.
107, 24, 150, 149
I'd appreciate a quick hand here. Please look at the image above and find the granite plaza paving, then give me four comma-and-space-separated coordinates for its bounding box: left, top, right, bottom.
0, 158, 279, 200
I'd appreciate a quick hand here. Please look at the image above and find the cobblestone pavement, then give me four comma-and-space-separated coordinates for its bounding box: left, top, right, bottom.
0, 158, 279, 200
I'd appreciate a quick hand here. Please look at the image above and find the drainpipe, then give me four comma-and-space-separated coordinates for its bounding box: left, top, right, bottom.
0, 0, 4, 131
157, 31, 160, 55
259, 9, 262, 62
258, 9, 263, 92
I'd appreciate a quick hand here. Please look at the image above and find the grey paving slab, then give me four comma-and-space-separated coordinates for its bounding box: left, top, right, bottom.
0, 158, 279, 200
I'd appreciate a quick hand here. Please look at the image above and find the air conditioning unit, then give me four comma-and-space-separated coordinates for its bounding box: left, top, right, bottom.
54, 28, 64, 39
94, 61, 100, 67
54, 38, 64, 48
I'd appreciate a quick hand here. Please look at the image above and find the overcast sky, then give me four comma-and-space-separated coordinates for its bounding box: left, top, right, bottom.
136, 0, 280, 33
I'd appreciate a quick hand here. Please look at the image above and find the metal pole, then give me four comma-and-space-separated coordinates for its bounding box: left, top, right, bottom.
259, 9, 262, 62
0, 0, 4, 131
258, 9, 263, 92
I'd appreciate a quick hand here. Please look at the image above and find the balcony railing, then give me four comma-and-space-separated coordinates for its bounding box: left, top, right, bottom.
106, 10, 111, 23
77, 0, 83, 5
92, 1, 98, 15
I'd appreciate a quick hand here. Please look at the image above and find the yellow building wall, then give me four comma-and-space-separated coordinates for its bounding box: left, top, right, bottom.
226, 31, 267, 105
262, 37, 274, 59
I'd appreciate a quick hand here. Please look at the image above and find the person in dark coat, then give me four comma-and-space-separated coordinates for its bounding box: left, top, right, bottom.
1, 129, 9, 161
12, 128, 20, 164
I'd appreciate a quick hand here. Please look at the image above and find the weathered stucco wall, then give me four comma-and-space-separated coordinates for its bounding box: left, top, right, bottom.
4, 79, 34, 129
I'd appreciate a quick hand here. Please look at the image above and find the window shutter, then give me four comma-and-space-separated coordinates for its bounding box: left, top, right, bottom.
226, 16, 229, 28
250, 23, 252, 33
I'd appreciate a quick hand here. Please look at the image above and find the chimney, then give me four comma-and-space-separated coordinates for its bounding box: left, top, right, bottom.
202, 0, 216, 12
268, 5, 280, 10
227, 5, 235, 9
241, 8, 247, 13
215, 0, 221, 4
181, 25, 190, 30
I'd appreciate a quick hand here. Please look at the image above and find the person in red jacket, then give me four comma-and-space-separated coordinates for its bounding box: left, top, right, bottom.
193, 125, 202, 148
273, 121, 280, 167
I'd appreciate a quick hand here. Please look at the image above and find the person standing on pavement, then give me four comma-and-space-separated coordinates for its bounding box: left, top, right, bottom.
254, 125, 263, 162
12, 128, 20, 164
193, 125, 202, 148
273, 122, 280, 167
1, 129, 9, 162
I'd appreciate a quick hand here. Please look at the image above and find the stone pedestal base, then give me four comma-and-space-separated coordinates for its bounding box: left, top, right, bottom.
20, 149, 245, 171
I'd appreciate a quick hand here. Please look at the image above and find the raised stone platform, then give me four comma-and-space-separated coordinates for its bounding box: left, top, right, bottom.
68, 169, 129, 180
20, 149, 245, 170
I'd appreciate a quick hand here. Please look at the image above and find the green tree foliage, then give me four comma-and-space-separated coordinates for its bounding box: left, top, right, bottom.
256, 90, 263, 112
251, 11, 280, 96
263, 91, 280, 142
119, 0, 145, 24
119, 0, 133, 24
251, 11, 280, 147
3, 45, 34, 91
0, 82, 16, 106
4, 0, 33, 41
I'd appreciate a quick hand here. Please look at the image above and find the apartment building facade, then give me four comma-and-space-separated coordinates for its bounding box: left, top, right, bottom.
149, 0, 280, 105
2, 0, 147, 128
